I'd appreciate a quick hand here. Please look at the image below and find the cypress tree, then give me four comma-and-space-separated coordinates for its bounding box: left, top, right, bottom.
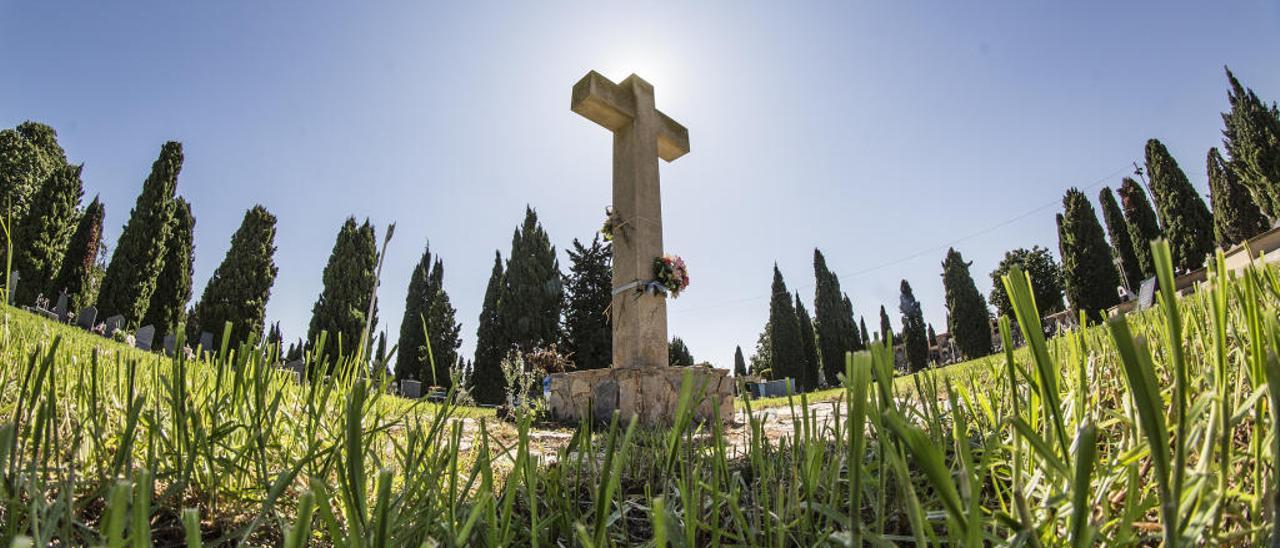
562, 235, 612, 370
1117, 177, 1162, 278
374, 332, 388, 370
0, 121, 68, 228
1221, 67, 1280, 219
97, 142, 182, 325
749, 321, 772, 376
423, 257, 461, 386
899, 280, 928, 372
859, 316, 870, 349
142, 197, 194, 343
767, 265, 804, 384
52, 195, 103, 311
813, 249, 856, 386
878, 305, 892, 344
1059, 189, 1121, 321
11, 164, 82, 305
988, 246, 1065, 320
795, 293, 821, 390
927, 323, 938, 348
187, 206, 278, 350
395, 245, 462, 387
942, 248, 993, 359
307, 217, 378, 368
396, 246, 435, 382
733, 345, 747, 377
1098, 187, 1142, 290
668, 336, 694, 366
1146, 139, 1215, 272
1208, 147, 1270, 248
470, 252, 507, 404
843, 295, 862, 352
267, 322, 283, 352
498, 207, 563, 353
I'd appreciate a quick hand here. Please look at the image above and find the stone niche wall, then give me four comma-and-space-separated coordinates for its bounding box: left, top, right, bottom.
546, 366, 735, 425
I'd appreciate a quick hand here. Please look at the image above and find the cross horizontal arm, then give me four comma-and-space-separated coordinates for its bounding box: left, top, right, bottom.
571, 71, 690, 162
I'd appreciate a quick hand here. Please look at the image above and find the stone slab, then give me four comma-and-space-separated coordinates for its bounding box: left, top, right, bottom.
547, 366, 734, 425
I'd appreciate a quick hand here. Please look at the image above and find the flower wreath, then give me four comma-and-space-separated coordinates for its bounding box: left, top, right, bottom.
653, 255, 690, 298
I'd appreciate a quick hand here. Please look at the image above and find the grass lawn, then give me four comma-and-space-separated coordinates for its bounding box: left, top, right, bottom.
741, 353, 998, 410
3, 243, 1278, 545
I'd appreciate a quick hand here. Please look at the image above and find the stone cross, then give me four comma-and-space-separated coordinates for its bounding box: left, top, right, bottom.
572, 71, 689, 370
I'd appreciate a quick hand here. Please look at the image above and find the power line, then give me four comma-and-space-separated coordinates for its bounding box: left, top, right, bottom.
668, 163, 1133, 316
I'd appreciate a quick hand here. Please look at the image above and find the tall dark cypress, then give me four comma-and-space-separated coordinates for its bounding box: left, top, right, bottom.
1221, 67, 1280, 219
186, 206, 279, 350
307, 217, 378, 368
1208, 147, 1270, 248
1098, 187, 1142, 290
11, 164, 82, 305
142, 197, 194, 343
843, 294, 863, 351
423, 258, 462, 387
1117, 177, 1162, 278
562, 235, 612, 370
812, 249, 856, 386
942, 248, 993, 359
878, 305, 892, 345
395, 245, 462, 387
470, 252, 507, 404
794, 293, 821, 390
52, 195, 103, 311
668, 336, 694, 366
767, 265, 804, 384
1146, 139, 1215, 272
1058, 188, 1121, 321
97, 142, 182, 325
859, 317, 870, 349
733, 345, 747, 377
898, 280, 928, 372
396, 246, 436, 382
498, 207, 562, 353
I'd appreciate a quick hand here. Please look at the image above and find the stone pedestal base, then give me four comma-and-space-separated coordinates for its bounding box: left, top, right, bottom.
546, 366, 735, 425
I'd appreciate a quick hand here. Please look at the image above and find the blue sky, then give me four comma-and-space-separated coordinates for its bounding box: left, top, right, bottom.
2, 2, 1278, 370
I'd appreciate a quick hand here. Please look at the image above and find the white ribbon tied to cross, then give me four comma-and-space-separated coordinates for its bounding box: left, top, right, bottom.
611, 279, 668, 298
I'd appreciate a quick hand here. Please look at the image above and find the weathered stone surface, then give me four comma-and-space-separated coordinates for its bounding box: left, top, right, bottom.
548, 366, 734, 425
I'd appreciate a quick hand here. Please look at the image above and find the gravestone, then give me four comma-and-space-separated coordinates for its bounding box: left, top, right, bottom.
401, 380, 422, 399
546, 71, 733, 425
76, 306, 97, 330
163, 334, 176, 356
54, 292, 68, 322
1137, 276, 1158, 310
284, 360, 306, 383
199, 332, 215, 353
134, 325, 156, 351
104, 315, 125, 337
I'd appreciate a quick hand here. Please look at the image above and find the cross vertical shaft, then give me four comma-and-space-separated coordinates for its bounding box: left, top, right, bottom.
572, 71, 689, 370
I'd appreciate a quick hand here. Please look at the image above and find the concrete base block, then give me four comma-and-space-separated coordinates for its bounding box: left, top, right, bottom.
547, 366, 734, 425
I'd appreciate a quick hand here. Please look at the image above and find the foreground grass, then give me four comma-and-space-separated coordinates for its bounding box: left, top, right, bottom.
742, 354, 996, 411
2, 240, 1279, 545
